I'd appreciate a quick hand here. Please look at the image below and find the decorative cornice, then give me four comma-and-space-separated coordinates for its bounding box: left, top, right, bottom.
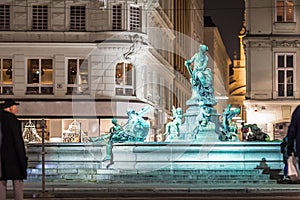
272, 40, 298, 48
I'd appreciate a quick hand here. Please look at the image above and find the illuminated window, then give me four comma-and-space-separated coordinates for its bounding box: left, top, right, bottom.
276, 0, 294, 22
70, 5, 86, 31
112, 4, 122, 30
27, 58, 53, 94
0, 58, 13, 94
276, 53, 295, 97
67, 58, 89, 94
0, 4, 10, 30
115, 62, 134, 96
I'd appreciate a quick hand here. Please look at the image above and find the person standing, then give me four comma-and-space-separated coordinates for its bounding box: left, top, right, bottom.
287, 105, 300, 172
0, 99, 27, 200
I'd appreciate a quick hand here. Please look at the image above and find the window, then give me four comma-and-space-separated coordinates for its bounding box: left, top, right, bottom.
32, 5, 48, 30
276, 53, 295, 97
112, 4, 122, 30
115, 62, 134, 96
276, 0, 294, 22
67, 58, 89, 94
70, 5, 86, 31
0, 5, 10, 30
27, 58, 53, 94
129, 5, 141, 31
0, 58, 13, 94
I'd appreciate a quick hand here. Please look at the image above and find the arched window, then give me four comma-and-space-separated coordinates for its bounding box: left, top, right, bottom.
115, 62, 134, 96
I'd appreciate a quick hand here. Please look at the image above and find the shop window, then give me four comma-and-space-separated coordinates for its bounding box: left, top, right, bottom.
0, 4, 10, 30
276, 53, 295, 97
276, 0, 294, 22
0, 58, 13, 95
27, 58, 53, 94
21, 119, 50, 143
70, 5, 86, 31
32, 5, 48, 30
115, 62, 134, 96
67, 58, 89, 95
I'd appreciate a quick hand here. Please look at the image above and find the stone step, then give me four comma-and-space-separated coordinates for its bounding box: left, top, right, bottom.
100, 169, 266, 175
109, 174, 270, 180
27, 168, 275, 185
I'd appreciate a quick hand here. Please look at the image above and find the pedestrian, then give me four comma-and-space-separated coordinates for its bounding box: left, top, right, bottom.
287, 105, 300, 181
0, 99, 27, 200
280, 136, 289, 181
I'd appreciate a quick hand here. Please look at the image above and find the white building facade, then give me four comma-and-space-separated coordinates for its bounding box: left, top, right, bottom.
0, 0, 186, 141
244, 0, 300, 139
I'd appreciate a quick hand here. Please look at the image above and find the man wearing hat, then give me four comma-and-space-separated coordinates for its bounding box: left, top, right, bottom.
0, 99, 27, 200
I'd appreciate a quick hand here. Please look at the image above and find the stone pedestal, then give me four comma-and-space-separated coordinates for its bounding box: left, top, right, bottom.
180, 101, 220, 140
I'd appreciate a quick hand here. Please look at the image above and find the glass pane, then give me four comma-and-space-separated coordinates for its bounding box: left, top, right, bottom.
3, 86, 13, 95
286, 70, 293, 83
286, 55, 293, 67
67, 87, 76, 94
28, 59, 40, 84
41, 86, 53, 94
278, 70, 284, 83
115, 88, 123, 95
287, 84, 293, 96
79, 59, 88, 84
68, 59, 77, 84
278, 84, 284, 96
3, 59, 12, 84
26, 86, 39, 94
124, 63, 132, 85
125, 88, 133, 96
277, 55, 284, 68
286, 0, 294, 22
276, 1, 284, 21
41, 59, 53, 84
115, 63, 123, 85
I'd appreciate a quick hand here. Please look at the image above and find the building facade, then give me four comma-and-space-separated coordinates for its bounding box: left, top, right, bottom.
244, 0, 300, 139
0, 0, 181, 142
0, 0, 230, 142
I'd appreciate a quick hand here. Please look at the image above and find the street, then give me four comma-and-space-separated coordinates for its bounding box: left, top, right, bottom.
12, 190, 300, 200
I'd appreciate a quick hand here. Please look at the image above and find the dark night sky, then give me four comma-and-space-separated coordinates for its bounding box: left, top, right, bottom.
204, 0, 245, 60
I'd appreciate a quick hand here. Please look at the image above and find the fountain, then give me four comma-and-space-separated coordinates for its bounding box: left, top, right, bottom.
109, 44, 282, 171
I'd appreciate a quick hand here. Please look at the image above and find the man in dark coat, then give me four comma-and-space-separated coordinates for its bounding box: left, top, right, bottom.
287, 105, 300, 167
0, 99, 27, 200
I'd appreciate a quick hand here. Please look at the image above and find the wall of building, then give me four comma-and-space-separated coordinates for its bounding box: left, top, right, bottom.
244, 0, 300, 139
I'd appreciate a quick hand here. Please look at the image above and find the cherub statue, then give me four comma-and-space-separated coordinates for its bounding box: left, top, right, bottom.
193, 102, 215, 138
220, 104, 241, 141
164, 106, 182, 141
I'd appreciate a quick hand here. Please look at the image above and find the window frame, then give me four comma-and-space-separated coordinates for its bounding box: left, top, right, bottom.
31, 4, 48, 30
115, 61, 135, 96
275, 0, 295, 22
129, 4, 142, 31
112, 3, 123, 30
26, 58, 54, 95
70, 5, 86, 31
66, 58, 90, 95
275, 52, 295, 98
0, 4, 10, 30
